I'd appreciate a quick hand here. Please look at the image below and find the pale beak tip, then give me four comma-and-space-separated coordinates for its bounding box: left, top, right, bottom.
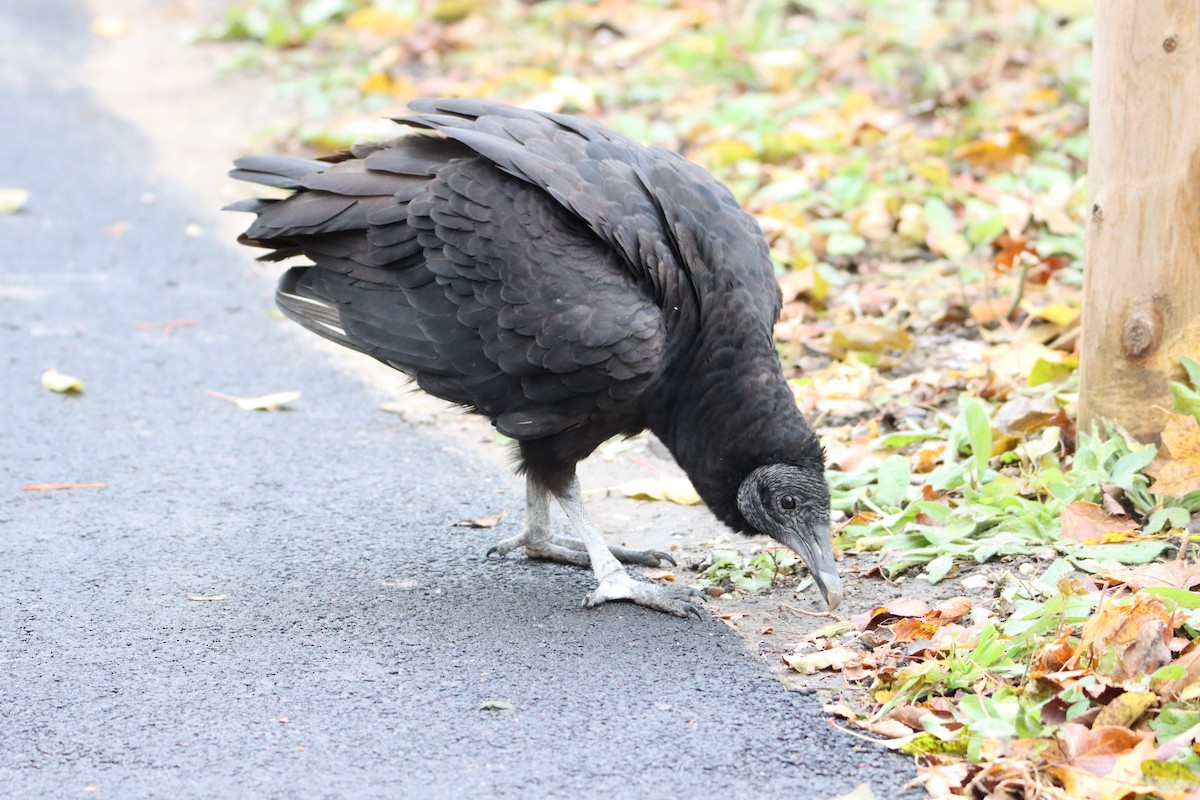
815, 570, 843, 612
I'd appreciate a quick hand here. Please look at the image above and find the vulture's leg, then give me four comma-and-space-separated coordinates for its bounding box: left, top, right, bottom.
488, 478, 674, 567
556, 477, 704, 619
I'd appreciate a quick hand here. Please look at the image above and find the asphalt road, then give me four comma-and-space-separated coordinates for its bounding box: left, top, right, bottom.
0, 2, 916, 797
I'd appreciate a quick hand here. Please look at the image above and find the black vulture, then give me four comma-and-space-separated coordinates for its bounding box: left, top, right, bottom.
228, 98, 841, 617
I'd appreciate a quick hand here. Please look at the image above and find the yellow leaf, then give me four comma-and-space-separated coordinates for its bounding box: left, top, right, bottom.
1024, 86, 1062, 108
1093, 690, 1157, 728
1150, 413, 1200, 498
617, 475, 703, 506
41, 367, 84, 394
954, 129, 1034, 174
839, 89, 873, 118
206, 389, 300, 411
186, 594, 227, 602
697, 139, 756, 168
911, 159, 951, 187
345, 7, 413, 36
1032, 303, 1081, 326
830, 322, 912, 354
760, 131, 814, 164
0, 187, 29, 214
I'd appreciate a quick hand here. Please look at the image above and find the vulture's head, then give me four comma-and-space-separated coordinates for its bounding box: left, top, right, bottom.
736, 463, 842, 611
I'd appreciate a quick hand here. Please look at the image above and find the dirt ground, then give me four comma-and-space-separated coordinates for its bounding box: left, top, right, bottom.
84, 0, 978, 704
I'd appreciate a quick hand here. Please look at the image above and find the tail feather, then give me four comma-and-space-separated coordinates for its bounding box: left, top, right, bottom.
275, 267, 353, 347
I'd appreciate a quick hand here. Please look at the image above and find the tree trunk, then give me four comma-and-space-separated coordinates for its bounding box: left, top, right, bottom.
1079, 0, 1200, 444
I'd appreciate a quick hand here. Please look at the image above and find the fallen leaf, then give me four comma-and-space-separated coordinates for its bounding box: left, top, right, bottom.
1061, 501, 1138, 543
451, 509, 507, 528
830, 321, 912, 355
21, 482, 107, 491
1150, 413, 1200, 498
91, 17, 129, 37
1078, 595, 1173, 679
186, 594, 227, 602
1101, 561, 1200, 591
783, 645, 858, 673
616, 475, 702, 506
0, 187, 29, 214
207, 389, 300, 411
41, 368, 84, 394
1092, 690, 1157, 728
1032, 303, 1081, 326
104, 221, 129, 237
824, 783, 877, 800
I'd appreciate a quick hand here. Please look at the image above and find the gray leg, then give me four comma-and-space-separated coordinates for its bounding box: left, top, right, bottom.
556, 477, 703, 619
488, 476, 675, 568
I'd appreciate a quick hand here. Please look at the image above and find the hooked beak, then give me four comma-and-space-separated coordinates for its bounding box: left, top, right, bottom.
780, 524, 843, 611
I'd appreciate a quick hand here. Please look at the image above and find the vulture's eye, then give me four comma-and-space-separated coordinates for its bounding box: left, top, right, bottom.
780, 495, 797, 511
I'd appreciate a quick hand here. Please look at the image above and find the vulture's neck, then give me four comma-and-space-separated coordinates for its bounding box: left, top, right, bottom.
647, 320, 812, 532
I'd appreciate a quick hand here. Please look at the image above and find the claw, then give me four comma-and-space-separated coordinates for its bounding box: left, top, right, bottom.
584, 572, 705, 619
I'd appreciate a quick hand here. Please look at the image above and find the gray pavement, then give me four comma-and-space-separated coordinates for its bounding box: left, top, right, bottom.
0, 1, 916, 797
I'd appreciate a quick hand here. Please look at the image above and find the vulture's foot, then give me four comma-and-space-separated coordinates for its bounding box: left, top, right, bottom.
584, 572, 705, 619
487, 530, 674, 568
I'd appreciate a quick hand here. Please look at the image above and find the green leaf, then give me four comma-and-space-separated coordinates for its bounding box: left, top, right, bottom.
925, 553, 954, 583
1139, 587, 1200, 609
1145, 506, 1192, 534
1182, 356, 1200, 389
965, 213, 1005, 246
924, 196, 955, 234
826, 232, 866, 256
874, 455, 911, 508
1171, 381, 1200, 421
962, 396, 993, 479
1151, 706, 1200, 741
1108, 448, 1158, 488
1028, 356, 1076, 387
1071, 540, 1171, 565
876, 430, 942, 448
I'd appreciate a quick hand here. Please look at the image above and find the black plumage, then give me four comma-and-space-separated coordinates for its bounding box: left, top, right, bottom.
230, 99, 841, 615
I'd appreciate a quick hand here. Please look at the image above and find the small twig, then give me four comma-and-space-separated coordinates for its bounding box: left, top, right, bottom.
780, 602, 839, 620
1004, 252, 1034, 321
21, 482, 107, 491
133, 319, 196, 336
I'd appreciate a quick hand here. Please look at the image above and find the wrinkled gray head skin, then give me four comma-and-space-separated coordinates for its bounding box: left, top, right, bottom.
736, 464, 842, 610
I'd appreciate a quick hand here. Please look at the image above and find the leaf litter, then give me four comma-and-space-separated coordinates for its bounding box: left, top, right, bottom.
203, 1, 1200, 795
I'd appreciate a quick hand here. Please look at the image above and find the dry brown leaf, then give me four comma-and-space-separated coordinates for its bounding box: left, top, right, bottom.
928, 597, 973, 623
1060, 501, 1138, 543
1078, 595, 1173, 679
1150, 413, 1200, 498
1101, 561, 1200, 591
1053, 728, 1158, 800
888, 618, 938, 644
451, 509, 507, 528
954, 129, 1034, 174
